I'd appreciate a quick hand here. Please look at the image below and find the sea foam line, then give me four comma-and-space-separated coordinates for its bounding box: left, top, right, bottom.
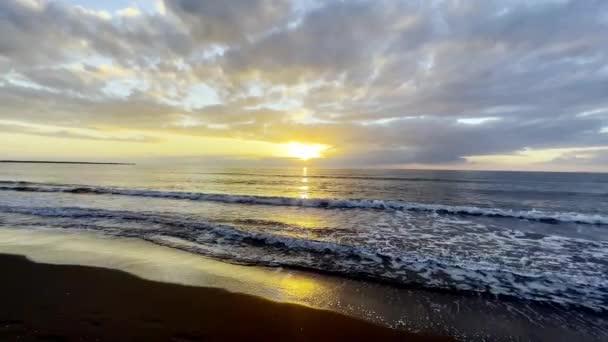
0, 181, 607, 225
1, 204, 607, 312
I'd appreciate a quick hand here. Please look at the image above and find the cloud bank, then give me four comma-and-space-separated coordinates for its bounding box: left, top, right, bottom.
1, 0, 607, 169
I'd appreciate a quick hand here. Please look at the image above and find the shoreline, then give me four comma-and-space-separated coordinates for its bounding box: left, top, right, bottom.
0, 228, 607, 341
0, 253, 449, 341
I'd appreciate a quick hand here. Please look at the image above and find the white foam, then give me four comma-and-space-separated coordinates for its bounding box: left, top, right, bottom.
1, 182, 606, 225
1, 204, 607, 312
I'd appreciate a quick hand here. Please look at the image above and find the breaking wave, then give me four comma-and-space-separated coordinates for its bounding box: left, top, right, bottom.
1, 204, 607, 312
0, 181, 607, 225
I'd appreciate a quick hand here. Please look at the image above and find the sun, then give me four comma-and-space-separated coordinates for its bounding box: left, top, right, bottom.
286, 142, 329, 160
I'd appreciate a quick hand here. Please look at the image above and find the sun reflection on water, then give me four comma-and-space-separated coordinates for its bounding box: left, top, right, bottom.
299, 167, 309, 199
0, 229, 334, 308
278, 274, 326, 301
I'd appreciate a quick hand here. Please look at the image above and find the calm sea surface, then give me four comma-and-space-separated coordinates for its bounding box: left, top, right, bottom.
1, 163, 607, 339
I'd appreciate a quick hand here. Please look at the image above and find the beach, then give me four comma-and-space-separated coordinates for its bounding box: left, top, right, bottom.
0, 253, 446, 341
1, 228, 607, 342
2, 0, 608, 340
0, 165, 607, 341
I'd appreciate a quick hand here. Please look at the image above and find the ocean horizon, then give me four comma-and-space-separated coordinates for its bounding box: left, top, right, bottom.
1, 163, 607, 340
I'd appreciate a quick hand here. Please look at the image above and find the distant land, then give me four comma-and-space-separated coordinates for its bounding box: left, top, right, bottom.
0, 160, 134, 165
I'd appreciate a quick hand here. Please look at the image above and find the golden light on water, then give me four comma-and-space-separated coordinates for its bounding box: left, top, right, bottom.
300, 167, 309, 199
278, 275, 322, 300
286, 142, 329, 160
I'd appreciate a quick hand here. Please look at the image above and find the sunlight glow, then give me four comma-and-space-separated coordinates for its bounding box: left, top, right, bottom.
286, 142, 329, 160
457, 117, 501, 125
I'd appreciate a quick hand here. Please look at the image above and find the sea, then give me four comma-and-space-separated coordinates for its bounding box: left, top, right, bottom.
1, 163, 607, 341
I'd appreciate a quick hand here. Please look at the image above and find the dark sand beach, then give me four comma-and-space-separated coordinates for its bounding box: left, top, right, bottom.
0, 254, 450, 341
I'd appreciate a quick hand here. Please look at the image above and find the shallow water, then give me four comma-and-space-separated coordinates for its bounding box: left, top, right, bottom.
0, 163, 607, 340
1, 228, 607, 342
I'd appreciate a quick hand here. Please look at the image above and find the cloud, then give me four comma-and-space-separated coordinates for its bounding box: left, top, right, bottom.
0, 0, 607, 169
165, 0, 292, 44
550, 148, 608, 166
0, 120, 162, 143
117, 6, 141, 18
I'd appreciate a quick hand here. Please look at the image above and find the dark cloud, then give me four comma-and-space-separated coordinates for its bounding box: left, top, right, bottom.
0, 0, 607, 168
165, 0, 292, 44
222, 0, 398, 80
0, 0, 191, 68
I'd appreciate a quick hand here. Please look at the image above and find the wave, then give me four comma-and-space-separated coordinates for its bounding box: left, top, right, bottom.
0, 181, 607, 225
1, 204, 606, 312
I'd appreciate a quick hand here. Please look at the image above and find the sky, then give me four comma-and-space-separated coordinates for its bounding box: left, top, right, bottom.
1, 0, 608, 171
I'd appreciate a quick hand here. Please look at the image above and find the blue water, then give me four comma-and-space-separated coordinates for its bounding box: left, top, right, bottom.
0, 164, 607, 312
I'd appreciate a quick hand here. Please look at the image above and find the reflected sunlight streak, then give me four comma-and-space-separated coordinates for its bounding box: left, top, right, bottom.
300, 167, 309, 199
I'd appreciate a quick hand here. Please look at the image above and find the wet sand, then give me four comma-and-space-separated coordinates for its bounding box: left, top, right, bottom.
0, 254, 450, 341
